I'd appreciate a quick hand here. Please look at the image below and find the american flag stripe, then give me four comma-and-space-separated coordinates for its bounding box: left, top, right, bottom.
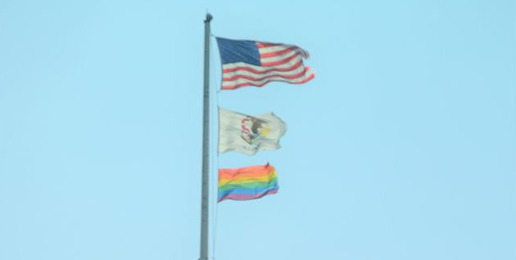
222, 67, 314, 90
261, 53, 301, 67
258, 44, 309, 57
216, 37, 314, 90
259, 47, 298, 58
223, 56, 304, 73
223, 60, 304, 75
223, 64, 307, 81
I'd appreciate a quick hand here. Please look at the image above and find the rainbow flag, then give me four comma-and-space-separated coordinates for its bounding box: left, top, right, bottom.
218, 164, 279, 202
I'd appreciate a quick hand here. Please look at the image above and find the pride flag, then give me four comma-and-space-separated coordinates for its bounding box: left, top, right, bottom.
218, 164, 279, 202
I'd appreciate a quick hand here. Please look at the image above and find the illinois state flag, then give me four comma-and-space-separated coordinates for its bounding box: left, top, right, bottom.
216, 37, 315, 90
219, 107, 287, 155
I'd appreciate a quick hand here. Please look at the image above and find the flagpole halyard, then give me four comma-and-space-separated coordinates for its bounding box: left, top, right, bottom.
200, 12, 212, 260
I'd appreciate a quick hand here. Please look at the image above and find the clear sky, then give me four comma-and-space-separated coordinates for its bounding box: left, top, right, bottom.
0, 1, 515, 260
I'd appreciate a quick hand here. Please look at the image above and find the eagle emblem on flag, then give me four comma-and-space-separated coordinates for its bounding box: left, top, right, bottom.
219, 108, 287, 155
240, 116, 271, 145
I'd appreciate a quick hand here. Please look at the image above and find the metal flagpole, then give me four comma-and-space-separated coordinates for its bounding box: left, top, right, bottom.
200, 13, 212, 260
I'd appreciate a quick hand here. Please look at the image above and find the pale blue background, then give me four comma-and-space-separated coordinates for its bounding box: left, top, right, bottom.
0, 1, 515, 260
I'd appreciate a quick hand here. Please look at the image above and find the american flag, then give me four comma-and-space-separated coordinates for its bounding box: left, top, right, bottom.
216, 37, 315, 90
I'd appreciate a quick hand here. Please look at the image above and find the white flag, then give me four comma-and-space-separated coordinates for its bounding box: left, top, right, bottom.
219, 107, 287, 155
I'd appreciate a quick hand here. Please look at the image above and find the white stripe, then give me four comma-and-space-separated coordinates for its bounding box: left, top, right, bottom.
223, 64, 306, 81
222, 56, 303, 71
222, 68, 313, 88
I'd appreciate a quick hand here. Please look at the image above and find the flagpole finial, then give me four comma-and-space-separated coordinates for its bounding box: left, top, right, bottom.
205, 13, 213, 23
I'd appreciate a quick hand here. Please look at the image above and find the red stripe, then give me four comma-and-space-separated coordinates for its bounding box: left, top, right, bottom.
256, 42, 284, 48
223, 68, 309, 82
223, 60, 303, 74
222, 72, 315, 90
261, 52, 300, 67
259, 47, 299, 58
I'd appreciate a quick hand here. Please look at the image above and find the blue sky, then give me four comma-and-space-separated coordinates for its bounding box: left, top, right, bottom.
0, 1, 514, 260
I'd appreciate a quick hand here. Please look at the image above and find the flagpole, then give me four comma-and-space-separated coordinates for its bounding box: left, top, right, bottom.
200, 13, 212, 260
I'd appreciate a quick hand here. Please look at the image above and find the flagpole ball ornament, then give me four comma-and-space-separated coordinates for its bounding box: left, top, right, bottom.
205, 13, 212, 22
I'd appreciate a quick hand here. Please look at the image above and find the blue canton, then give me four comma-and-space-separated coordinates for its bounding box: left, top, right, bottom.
216, 38, 261, 66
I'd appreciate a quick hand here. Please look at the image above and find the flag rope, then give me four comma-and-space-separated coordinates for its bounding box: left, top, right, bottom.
210, 33, 220, 259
